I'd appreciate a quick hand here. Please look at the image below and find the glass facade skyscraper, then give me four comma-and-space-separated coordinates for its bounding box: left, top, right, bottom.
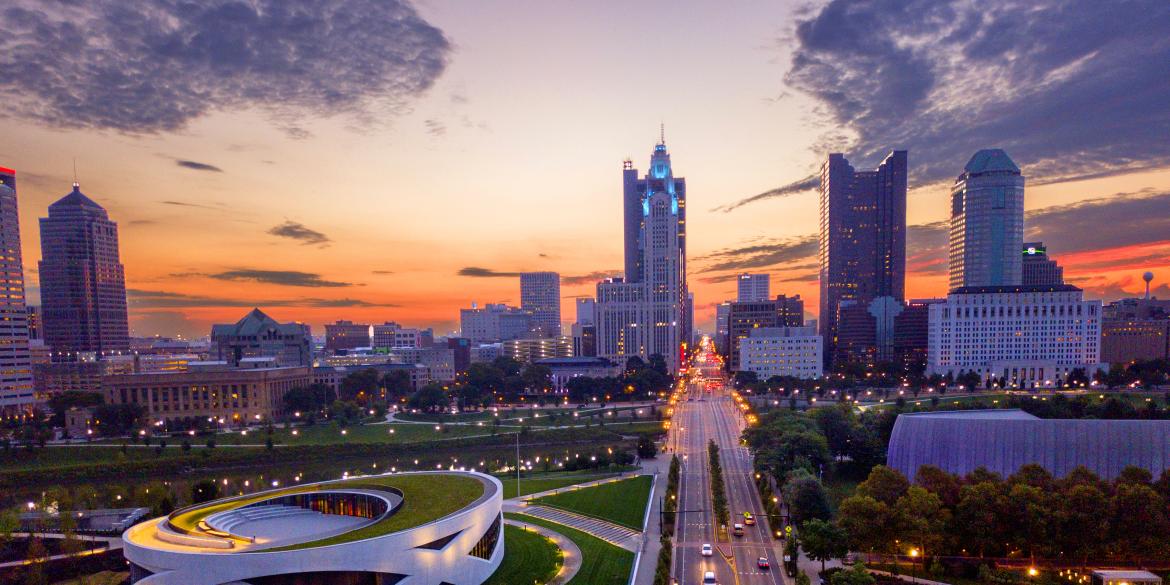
818, 150, 907, 367
948, 149, 1025, 290
520, 271, 561, 337
39, 183, 130, 361
0, 166, 34, 416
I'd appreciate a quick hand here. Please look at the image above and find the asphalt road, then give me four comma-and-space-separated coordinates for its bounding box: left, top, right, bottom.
671, 349, 786, 585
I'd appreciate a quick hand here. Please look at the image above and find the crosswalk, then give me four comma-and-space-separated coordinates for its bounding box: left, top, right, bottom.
515, 504, 641, 551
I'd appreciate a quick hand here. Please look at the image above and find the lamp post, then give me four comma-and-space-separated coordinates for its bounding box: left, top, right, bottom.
909, 548, 919, 582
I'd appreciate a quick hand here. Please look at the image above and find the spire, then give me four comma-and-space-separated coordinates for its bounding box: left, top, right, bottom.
659, 122, 665, 146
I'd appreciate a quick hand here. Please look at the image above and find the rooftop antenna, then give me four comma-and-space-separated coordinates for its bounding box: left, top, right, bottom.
72, 158, 79, 188
659, 122, 665, 145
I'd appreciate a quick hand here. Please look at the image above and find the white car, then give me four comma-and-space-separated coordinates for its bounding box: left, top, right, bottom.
703, 571, 718, 584
701, 543, 713, 557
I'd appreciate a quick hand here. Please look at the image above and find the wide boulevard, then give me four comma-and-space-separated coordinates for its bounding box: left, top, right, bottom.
669, 337, 786, 585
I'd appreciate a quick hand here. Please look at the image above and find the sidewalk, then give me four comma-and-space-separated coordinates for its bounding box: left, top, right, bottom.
633, 456, 671, 585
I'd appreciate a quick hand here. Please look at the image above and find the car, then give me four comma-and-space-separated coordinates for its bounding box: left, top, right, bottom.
743, 512, 755, 525
702, 571, 718, 585
757, 556, 770, 570
732, 523, 744, 536
701, 543, 713, 557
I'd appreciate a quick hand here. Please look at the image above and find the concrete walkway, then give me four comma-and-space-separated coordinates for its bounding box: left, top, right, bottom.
505, 503, 641, 551
504, 518, 583, 585
632, 457, 670, 585
517, 472, 642, 501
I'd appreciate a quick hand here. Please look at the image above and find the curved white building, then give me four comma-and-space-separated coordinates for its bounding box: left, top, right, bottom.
123, 471, 503, 585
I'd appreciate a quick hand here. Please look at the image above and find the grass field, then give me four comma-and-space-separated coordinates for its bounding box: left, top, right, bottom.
482, 524, 563, 585
506, 513, 635, 585
532, 475, 653, 530
220, 421, 517, 445
496, 470, 627, 499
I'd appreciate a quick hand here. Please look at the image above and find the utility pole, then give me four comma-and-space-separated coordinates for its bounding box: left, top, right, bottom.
516, 431, 521, 497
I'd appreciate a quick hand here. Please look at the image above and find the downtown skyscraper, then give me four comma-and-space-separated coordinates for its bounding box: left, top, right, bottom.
818, 150, 907, 366
39, 183, 130, 361
0, 166, 34, 417
948, 149, 1025, 290
597, 133, 690, 371
520, 271, 561, 337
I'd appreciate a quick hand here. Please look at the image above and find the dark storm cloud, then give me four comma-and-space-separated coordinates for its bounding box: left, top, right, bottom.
695, 235, 820, 273
458, 267, 521, 278
1025, 190, 1170, 255
731, 0, 1170, 212
267, 221, 330, 246
128, 289, 393, 309
0, 0, 450, 134
176, 160, 223, 172
174, 269, 353, 288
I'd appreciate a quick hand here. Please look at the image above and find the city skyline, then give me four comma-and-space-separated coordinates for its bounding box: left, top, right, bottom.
2, 1, 1169, 339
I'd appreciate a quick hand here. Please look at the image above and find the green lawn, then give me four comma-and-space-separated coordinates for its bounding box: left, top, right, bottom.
496, 470, 625, 499
483, 524, 563, 585
532, 475, 653, 530
506, 513, 635, 585
221, 421, 517, 445
167, 473, 484, 551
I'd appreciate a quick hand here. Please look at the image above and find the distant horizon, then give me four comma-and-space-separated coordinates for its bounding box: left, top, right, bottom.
3, 0, 1168, 339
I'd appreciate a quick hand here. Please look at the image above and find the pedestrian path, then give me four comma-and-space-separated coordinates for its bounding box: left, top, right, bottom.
505, 503, 641, 551
516, 472, 641, 501
503, 518, 583, 585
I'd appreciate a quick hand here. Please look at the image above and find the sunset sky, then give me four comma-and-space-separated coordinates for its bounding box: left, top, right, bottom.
2, 0, 1169, 339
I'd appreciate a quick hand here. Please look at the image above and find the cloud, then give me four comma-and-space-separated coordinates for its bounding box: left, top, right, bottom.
168, 269, 352, 287
1025, 190, 1170, 255
458, 267, 521, 278
424, 119, 447, 136
695, 235, 820, 273
716, 175, 819, 212
728, 0, 1170, 212
371, 270, 394, 275
563, 271, 622, 286
267, 220, 330, 246
0, 0, 450, 134
128, 219, 157, 226
128, 289, 394, 309
175, 160, 223, 172
161, 200, 217, 210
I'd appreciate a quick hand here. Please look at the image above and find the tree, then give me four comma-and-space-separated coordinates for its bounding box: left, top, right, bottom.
895, 486, 948, 559
93, 403, 144, 437
338, 368, 380, 404
1108, 483, 1170, 563
637, 435, 658, 459
282, 383, 334, 417
914, 465, 961, 507
409, 384, 448, 413
953, 481, 1008, 557
1056, 484, 1108, 567
800, 519, 848, 572
191, 479, 220, 504
831, 563, 876, 585
521, 364, 553, 394
838, 495, 893, 555
856, 466, 909, 506
46, 391, 103, 424
787, 475, 832, 527
381, 370, 414, 400
492, 356, 522, 377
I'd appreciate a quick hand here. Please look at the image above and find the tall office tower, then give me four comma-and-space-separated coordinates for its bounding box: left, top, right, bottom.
714, 302, 731, 356
520, 272, 561, 337
324, 320, 372, 352
572, 297, 597, 357
948, 149, 1025, 290
1022, 242, 1064, 286
39, 183, 130, 361
818, 151, 907, 366
726, 295, 805, 372
0, 166, 34, 416
736, 273, 770, 302
575, 298, 596, 325
599, 131, 690, 371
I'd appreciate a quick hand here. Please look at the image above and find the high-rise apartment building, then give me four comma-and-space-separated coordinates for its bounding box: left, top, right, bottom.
1021, 242, 1065, 286
39, 183, 130, 361
736, 273, 770, 302
324, 320, 371, 352
819, 151, 907, 366
459, 303, 533, 342
726, 295, 804, 372
598, 134, 690, 371
948, 149, 1025, 290
0, 166, 33, 416
520, 272, 561, 337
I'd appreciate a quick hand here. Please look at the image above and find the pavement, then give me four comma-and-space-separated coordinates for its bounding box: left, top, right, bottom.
503, 518, 583, 585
